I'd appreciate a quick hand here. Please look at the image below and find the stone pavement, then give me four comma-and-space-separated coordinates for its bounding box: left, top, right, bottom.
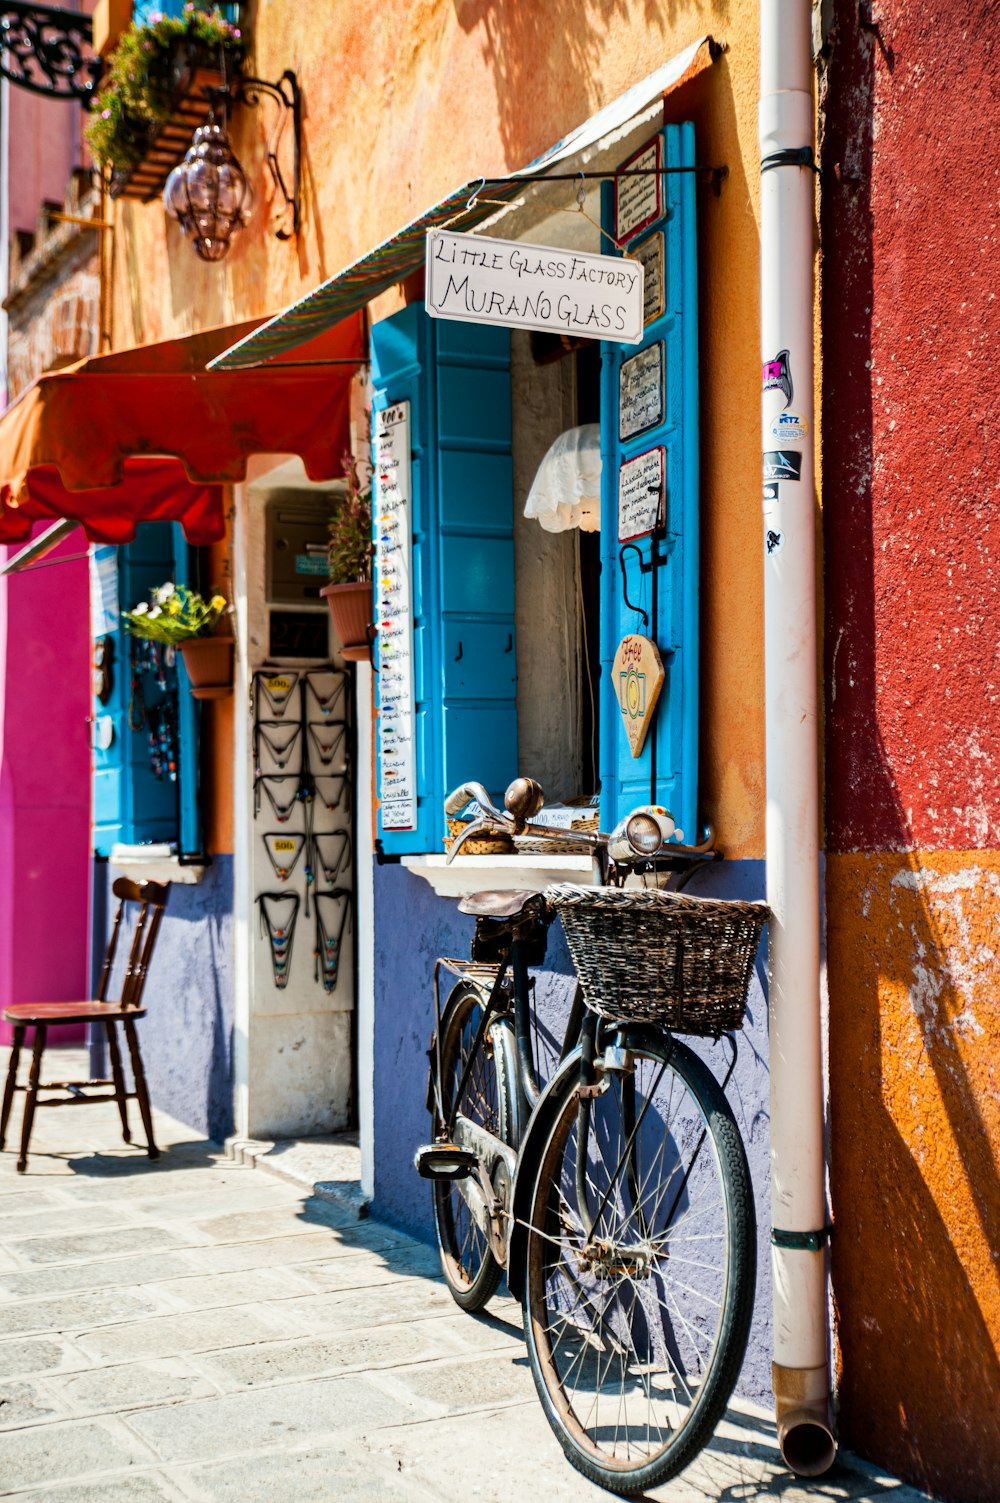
0, 1050, 932, 1502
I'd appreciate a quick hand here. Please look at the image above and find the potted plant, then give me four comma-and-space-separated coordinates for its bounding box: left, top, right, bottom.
123, 582, 233, 698
85, 4, 244, 200
321, 451, 374, 662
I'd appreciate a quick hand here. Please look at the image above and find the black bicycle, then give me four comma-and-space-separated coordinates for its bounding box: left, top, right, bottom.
417, 776, 769, 1495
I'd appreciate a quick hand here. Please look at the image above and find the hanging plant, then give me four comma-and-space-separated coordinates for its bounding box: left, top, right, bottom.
327, 451, 374, 586
85, 4, 244, 173
123, 582, 229, 644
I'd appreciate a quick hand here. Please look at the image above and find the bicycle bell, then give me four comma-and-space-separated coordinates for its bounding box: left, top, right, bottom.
504, 776, 545, 829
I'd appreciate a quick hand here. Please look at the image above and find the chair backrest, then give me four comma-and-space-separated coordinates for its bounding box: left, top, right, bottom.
96, 878, 170, 1009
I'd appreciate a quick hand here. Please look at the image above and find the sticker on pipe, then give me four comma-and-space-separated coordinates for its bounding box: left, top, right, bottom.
769, 411, 809, 442
763, 450, 802, 483
762, 349, 793, 408
765, 527, 785, 557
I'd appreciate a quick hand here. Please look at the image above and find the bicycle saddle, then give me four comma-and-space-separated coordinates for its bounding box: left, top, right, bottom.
457, 889, 543, 920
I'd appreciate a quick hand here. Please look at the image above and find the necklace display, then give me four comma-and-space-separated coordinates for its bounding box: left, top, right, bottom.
129, 639, 179, 782
253, 663, 353, 993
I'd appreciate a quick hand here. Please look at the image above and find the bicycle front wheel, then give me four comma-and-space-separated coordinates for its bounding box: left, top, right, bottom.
522, 1033, 755, 1495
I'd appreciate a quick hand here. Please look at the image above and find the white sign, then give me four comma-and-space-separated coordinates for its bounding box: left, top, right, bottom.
426, 229, 644, 345
618, 448, 664, 542
374, 402, 417, 831
619, 342, 664, 441
615, 137, 662, 244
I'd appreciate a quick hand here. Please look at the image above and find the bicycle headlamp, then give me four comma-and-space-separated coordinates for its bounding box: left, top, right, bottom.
626, 812, 665, 855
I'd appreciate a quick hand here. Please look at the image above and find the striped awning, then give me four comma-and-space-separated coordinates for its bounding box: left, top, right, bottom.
209, 36, 716, 372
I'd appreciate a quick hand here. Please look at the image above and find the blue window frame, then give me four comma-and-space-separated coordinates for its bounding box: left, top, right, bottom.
369, 122, 699, 855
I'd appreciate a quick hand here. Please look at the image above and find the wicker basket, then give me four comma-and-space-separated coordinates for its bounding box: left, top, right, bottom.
546, 883, 770, 1035
444, 818, 514, 856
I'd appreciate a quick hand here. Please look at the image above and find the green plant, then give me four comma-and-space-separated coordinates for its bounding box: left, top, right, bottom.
85, 5, 243, 172
123, 583, 228, 644
328, 452, 374, 585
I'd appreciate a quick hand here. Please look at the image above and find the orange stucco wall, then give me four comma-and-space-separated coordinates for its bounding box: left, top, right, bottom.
109, 0, 766, 858
827, 851, 1000, 1495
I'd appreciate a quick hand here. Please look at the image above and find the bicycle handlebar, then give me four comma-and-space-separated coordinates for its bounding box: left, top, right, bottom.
444, 781, 501, 819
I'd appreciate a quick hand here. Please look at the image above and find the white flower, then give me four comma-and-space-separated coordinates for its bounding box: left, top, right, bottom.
147, 605, 162, 619
155, 582, 175, 603
132, 602, 149, 616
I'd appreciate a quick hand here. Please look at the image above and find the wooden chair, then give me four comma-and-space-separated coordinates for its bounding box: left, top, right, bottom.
0, 877, 169, 1173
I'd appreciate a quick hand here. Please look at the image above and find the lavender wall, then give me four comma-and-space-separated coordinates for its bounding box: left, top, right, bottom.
95, 856, 234, 1142
371, 857, 773, 1404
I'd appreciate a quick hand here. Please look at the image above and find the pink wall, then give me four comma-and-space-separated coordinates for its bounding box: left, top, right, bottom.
0, 533, 91, 1041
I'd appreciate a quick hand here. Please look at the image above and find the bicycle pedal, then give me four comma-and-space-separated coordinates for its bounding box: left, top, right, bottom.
414, 1143, 479, 1181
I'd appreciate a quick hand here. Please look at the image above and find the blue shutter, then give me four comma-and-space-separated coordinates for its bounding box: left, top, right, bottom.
599, 123, 700, 842
371, 305, 518, 854
92, 523, 201, 855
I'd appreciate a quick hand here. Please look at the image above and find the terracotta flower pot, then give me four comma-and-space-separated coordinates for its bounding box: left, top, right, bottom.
321, 580, 373, 662
178, 635, 234, 699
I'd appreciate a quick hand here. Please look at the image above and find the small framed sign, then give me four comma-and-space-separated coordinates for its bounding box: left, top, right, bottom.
619, 341, 664, 441
614, 136, 662, 245
635, 232, 665, 325
618, 447, 665, 542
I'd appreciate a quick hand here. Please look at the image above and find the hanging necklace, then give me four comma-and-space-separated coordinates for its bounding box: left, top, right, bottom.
254, 670, 301, 719
261, 831, 306, 882
314, 888, 352, 993
304, 669, 347, 719
255, 774, 302, 822
257, 892, 300, 989
306, 720, 349, 770
312, 773, 350, 813
312, 830, 352, 886
254, 720, 302, 773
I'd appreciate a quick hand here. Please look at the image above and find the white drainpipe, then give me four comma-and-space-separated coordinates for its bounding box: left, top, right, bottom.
759, 0, 836, 1476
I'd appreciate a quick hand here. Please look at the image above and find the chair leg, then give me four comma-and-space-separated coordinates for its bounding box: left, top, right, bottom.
105, 1021, 131, 1145
17, 1025, 46, 1173
122, 1018, 158, 1160
0, 1024, 25, 1151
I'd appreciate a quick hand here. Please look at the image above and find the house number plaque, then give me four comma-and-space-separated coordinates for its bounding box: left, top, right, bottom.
375, 401, 417, 831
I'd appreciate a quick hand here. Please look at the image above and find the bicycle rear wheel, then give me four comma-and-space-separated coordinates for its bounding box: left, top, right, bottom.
432, 982, 514, 1312
522, 1033, 755, 1494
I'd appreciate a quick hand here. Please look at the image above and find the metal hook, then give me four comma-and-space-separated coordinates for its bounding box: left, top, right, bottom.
466, 177, 486, 212
618, 545, 649, 629
576, 171, 587, 209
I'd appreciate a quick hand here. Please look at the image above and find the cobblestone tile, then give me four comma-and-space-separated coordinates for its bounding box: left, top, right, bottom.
0, 1415, 153, 1492
0, 1286, 166, 1338
372, 1352, 535, 1414
195, 1320, 455, 1390
0, 1377, 66, 1428
191, 1202, 355, 1245
0, 1203, 139, 1243
3, 1476, 185, 1503
178, 1440, 438, 1502
48, 1356, 219, 1412
126, 1374, 422, 1464
0, 1335, 84, 1378
8, 1225, 189, 1267
74, 1304, 289, 1364
144, 1266, 317, 1312
0, 1252, 192, 1301
165, 1231, 356, 1277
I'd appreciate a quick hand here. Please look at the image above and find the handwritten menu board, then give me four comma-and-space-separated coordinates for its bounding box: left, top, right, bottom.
375, 402, 416, 831
618, 447, 664, 542
614, 136, 662, 245
619, 342, 664, 441
635, 232, 664, 324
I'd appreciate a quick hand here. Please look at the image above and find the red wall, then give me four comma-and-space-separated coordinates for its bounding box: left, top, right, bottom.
822, 3, 999, 1497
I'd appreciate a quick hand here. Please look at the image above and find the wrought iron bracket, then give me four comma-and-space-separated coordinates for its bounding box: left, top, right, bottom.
230, 70, 301, 239
0, 3, 101, 101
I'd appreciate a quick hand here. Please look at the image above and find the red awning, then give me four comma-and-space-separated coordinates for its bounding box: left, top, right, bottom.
0, 314, 365, 545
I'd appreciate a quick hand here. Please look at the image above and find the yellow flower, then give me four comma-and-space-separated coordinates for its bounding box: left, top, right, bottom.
167, 597, 181, 615
210, 595, 227, 612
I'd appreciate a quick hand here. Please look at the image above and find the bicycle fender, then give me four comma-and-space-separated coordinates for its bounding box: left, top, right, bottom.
505, 1044, 585, 1303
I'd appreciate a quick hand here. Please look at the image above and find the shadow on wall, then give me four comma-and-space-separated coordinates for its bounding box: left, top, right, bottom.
451, 0, 724, 164
821, 7, 1000, 1497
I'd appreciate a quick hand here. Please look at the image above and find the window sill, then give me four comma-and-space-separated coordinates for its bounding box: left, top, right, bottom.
109, 845, 206, 886
401, 852, 600, 899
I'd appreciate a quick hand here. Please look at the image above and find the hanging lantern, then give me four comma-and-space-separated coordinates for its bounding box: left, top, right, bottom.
163, 113, 253, 262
